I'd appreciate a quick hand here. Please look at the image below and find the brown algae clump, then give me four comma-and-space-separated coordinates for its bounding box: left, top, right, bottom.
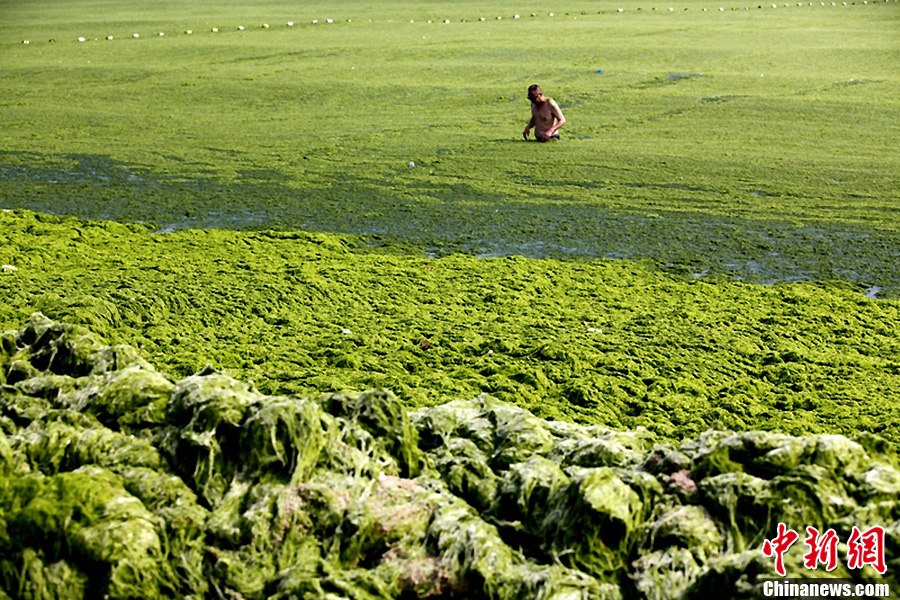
1, 315, 897, 597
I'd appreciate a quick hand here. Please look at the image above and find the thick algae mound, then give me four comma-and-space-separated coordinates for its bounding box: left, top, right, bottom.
1, 316, 896, 598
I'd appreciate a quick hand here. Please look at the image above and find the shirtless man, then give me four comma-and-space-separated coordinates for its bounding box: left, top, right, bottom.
523, 84, 566, 142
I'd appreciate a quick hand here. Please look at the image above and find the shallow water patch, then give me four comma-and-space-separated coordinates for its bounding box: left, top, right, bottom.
1, 151, 897, 295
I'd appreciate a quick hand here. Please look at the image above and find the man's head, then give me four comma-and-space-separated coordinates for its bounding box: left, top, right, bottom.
527, 84, 545, 103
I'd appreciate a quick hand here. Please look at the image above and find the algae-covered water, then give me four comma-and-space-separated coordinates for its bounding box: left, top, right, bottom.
1, 0, 898, 292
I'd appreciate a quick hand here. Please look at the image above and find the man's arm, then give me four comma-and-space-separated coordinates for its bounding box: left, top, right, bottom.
523, 115, 535, 139
546, 100, 566, 136
547, 100, 566, 138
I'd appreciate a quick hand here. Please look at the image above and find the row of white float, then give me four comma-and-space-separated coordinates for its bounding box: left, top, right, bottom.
19, 0, 896, 45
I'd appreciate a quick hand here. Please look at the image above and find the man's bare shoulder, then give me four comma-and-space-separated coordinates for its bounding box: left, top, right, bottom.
547, 98, 565, 116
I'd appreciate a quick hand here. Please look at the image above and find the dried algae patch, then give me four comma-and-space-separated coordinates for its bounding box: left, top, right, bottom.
4, 314, 895, 597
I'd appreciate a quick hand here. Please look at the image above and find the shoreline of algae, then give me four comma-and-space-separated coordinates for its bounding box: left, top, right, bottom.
1, 209, 897, 450
1, 151, 897, 297
1, 315, 897, 598
2, 1, 898, 301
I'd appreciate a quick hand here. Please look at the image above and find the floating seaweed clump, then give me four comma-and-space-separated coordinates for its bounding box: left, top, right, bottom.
1, 315, 897, 598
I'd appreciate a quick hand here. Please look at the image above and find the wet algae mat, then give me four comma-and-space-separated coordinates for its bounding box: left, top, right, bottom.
0, 0, 897, 438
1, 0, 900, 596
1, 210, 898, 447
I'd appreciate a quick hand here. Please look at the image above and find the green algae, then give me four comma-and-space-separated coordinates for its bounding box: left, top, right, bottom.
0, 317, 896, 598
1, 210, 897, 450
0, 3, 898, 593
321, 390, 423, 478
1, 467, 167, 598
0, 0, 898, 292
